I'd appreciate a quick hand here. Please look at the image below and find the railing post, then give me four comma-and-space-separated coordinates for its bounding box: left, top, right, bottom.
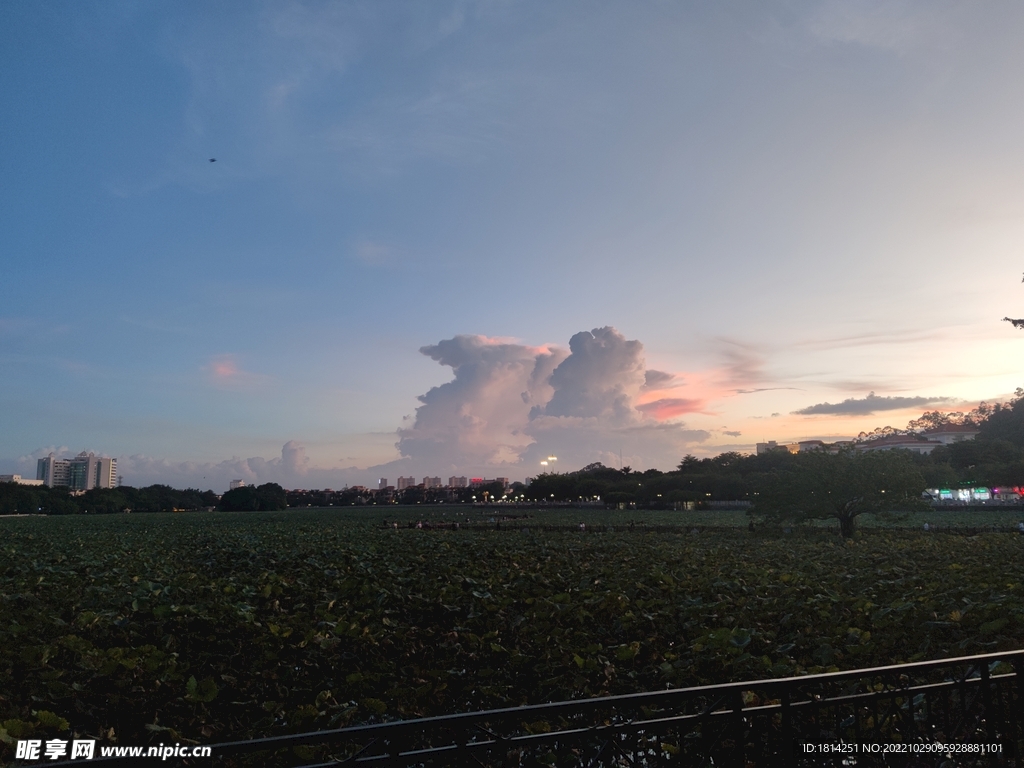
1012, 657, 1024, 763
781, 688, 792, 768
980, 661, 998, 749
732, 688, 745, 768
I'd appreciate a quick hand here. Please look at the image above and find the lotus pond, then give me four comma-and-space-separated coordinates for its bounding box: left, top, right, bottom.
2, 507, 1022, 757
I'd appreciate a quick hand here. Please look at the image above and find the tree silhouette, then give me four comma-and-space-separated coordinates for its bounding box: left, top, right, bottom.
1003, 273, 1024, 328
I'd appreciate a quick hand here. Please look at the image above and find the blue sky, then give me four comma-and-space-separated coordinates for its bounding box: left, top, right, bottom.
4, 1, 1024, 491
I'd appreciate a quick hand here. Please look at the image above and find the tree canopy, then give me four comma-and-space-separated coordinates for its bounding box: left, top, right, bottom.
219, 483, 287, 512
750, 449, 927, 537
0, 484, 218, 515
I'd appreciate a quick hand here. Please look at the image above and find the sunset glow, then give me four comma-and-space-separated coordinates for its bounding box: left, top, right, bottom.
4, 3, 1024, 489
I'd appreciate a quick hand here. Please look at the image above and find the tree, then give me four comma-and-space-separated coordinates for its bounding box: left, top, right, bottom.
751, 449, 927, 538
220, 486, 259, 511
855, 425, 908, 443
677, 455, 701, 472
1004, 272, 1024, 328
975, 389, 1024, 447
256, 482, 287, 510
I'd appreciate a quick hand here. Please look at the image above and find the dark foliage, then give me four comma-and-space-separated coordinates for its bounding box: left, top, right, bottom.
750, 449, 928, 537
219, 483, 287, 511
2, 510, 1022, 760
0, 483, 218, 516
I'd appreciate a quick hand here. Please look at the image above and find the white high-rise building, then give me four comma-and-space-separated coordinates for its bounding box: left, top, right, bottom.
37, 452, 117, 490
229, 479, 247, 490
37, 454, 71, 487
448, 476, 468, 488
396, 476, 418, 490
423, 476, 443, 489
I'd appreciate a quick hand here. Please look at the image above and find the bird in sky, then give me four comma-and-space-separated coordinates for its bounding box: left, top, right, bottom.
209, 158, 216, 163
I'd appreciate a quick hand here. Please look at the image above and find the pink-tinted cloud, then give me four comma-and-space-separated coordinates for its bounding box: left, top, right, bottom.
210, 356, 240, 379
642, 369, 677, 390
396, 335, 567, 468
394, 327, 712, 473
204, 354, 271, 388
636, 397, 706, 419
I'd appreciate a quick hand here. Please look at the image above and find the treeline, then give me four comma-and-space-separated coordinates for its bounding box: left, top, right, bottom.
219, 483, 287, 511
0, 484, 219, 515
526, 394, 1024, 506
0, 482, 290, 515
286, 481, 516, 508
9, 393, 1024, 515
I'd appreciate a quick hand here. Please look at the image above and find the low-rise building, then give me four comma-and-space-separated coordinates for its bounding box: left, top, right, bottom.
797, 440, 826, 452
755, 441, 800, 454
857, 436, 943, 455
921, 425, 980, 444
0, 474, 44, 486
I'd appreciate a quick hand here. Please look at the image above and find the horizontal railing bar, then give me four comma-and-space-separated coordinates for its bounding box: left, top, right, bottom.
210, 649, 1024, 756
38, 650, 1023, 766
331, 674, 1022, 764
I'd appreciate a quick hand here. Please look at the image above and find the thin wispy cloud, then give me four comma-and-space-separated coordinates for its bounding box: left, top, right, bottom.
353, 240, 394, 266
734, 387, 803, 395
635, 398, 706, 420
793, 391, 956, 416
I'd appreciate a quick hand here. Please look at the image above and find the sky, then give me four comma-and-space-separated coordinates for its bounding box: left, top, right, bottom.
4, 1, 1024, 492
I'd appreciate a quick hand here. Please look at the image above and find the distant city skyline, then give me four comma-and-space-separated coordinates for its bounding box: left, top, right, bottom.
4, 3, 1024, 490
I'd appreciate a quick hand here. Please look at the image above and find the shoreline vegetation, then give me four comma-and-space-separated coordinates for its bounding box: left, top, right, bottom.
7, 397, 1024, 517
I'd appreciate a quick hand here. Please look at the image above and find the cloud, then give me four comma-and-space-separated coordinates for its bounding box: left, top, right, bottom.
111, 441, 337, 492
354, 240, 393, 266
716, 340, 767, 389
204, 354, 272, 389
722, 430, 742, 437
807, 1, 952, 54
19, 445, 72, 460
793, 391, 954, 416
281, 440, 309, 475
5, 440, 388, 493
540, 328, 646, 421
635, 398, 706, 420
395, 335, 566, 469
209, 356, 240, 380
642, 369, 677, 390
395, 327, 710, 474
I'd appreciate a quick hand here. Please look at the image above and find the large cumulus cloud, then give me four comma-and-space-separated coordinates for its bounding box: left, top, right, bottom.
395, 327, 710, 474
396, 335, 566, 469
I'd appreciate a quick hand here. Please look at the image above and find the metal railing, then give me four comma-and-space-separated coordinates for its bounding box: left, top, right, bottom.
43, 650, 1023, 768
